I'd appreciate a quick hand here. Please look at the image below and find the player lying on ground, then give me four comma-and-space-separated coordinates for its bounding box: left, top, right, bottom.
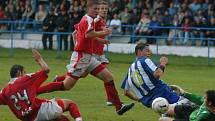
160, 85, 215, 121
121, 43, 190, 109
0, 49, 82, 121
37, 0, 134, 116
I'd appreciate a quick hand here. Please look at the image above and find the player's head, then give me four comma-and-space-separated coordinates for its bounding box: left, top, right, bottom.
10, 64, 25, 78
205, 90, 215, 112
98, 0, 108, 18
87, 0, 99, 18
135, 42, 151, 57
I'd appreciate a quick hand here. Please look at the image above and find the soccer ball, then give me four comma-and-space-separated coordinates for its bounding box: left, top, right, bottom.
151, 97, 169, 114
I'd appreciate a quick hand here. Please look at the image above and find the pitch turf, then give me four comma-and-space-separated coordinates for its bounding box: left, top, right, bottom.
0, 48, 214, 121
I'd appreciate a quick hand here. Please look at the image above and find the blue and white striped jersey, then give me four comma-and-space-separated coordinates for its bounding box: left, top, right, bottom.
121, 57, 164, 99
121, 57, 180, 107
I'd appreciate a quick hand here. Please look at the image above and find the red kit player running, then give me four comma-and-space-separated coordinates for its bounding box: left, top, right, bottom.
37, 0, 134, 115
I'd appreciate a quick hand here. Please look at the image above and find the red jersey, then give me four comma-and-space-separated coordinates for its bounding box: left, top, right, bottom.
0, 70, 48, 121
93, 17, 107, 55
74, 15, 95, 54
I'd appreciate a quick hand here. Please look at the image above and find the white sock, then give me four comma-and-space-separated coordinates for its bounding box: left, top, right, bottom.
75, 117, 82, 121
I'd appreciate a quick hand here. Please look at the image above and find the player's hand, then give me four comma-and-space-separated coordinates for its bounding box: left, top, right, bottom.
103, 39, 110, 45
103, 27, 112, 35
170, 85, 185, 96
160, 56, 168, 65
32, 49, 42, 61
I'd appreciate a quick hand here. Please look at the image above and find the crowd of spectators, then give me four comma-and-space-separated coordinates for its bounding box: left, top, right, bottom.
107, 0, 215, 46
0, 0, 215, 47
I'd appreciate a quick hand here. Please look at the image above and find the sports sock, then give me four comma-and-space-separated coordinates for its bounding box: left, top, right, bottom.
37, 82, 64, 94
104, 80, 122, 110
69, 102, 81, 119
103, 82, 112, 102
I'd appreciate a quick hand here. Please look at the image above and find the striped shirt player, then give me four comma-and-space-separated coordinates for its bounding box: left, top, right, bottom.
121, 43, 180, 107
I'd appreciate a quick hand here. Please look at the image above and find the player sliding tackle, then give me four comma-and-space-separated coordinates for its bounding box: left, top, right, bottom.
121, 43, 191, 112
0, 49, 82, 121
37, 0, 134, 115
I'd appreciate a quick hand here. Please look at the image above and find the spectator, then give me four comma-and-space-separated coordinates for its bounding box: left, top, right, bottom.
194, 10, 206, 23
0, 6, 4, 19
167, 15, 182, 45
146, 16, 161, 44
135, 1, 144, 16
108, 1, 119, 21
130, 11, 150, 43
119, 7, 130, 35
192, 18, 206, 46
180, 17, 193, 45
127, 8, 139, 35
110, 13, 121, 34
205, 17, 215, 46
22, 4, 34, 29
0, 5, 5, 30
161, 10, 171, 40
35, 4, 47, 23
56, 4, 69, 51
42, 8, 56, 50
168, 2, 178, 17
189, 0, 201, 14
155, 1, 167, 15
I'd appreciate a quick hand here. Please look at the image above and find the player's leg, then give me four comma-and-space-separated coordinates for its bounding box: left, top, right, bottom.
56, 99, 82, 121
42, 34, 48, 50
38, 51, 90, 94
101, 63, 113, 106
37, 75, 79, 95
90, 62, 134, 115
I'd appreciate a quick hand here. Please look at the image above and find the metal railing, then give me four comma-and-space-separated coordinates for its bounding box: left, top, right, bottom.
0, 20, 214, 65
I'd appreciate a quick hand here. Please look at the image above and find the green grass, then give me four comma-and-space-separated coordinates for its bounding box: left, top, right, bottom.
0, 48, 215, 121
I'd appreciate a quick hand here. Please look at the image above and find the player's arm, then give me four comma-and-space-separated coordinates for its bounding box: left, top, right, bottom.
124, 90, 139, 102
72, 30, 77, 45
183, 92, 204, 105
85, 27, 112, 38
0, 91, 5, 105
154, 57, 168, 78
121, 73, 139, 102
32, 49, 50, 73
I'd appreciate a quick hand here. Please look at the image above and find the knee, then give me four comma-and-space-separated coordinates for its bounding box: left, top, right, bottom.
103, 72, 114, 82
64, 85, 72, 91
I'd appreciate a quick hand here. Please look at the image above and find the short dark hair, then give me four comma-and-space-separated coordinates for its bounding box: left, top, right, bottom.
87, 0, 99, 8
135, 42, 149, 55
206, 90, 215, 107
10, 64, 24, 78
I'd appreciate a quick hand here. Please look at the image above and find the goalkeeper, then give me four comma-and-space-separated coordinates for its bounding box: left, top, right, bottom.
160, 85, 215, 121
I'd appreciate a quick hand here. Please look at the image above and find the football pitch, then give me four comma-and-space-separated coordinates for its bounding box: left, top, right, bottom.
0, 48, 214, 121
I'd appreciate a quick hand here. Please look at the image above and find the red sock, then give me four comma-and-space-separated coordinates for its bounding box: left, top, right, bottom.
69, 102, 81, 119
103, 82, 112, 102
55, 74, 66, 82
37, 82, 64, 95
104, 80, 122, 111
